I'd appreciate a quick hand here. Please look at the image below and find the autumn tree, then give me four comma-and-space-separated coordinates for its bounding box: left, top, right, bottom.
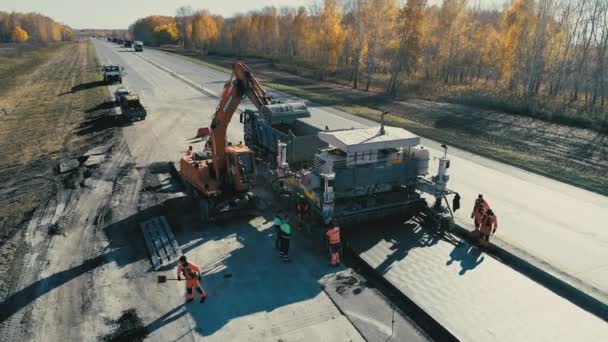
175, 6, 193, 48
387, 0, 427, 95
191, 10, 219, 55
11, 26, 29, 43
313, 0, 346, 79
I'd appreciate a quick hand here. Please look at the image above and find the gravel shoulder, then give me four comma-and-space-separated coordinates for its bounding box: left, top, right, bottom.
0, 41, 115, 324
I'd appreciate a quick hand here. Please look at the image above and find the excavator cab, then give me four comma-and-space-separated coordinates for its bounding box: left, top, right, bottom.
225, 144, 256, 191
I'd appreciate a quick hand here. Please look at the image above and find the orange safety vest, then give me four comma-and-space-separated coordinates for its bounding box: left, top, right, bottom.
480, 214, 497, 235
326, 227, 341, 244
177, 261, 201, 280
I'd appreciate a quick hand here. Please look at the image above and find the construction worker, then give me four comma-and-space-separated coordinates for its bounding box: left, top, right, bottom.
479, 208, 498, 247
326, 221, 341, 267
471, 194, 489, 230
274, 210, 283, 250
296, 198, 310, 232
185, 145, 193, 157
177, 255, 207, 303
279, 214, 292, 262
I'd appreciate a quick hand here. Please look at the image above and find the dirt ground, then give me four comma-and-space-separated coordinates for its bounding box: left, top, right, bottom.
0, 41, 114, 302
177, 52, 608, 196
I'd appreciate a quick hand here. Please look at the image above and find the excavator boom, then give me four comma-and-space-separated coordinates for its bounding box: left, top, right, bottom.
210, 62, 274, 178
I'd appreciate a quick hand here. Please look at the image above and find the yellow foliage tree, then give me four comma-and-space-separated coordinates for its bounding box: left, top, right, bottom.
191, 10, 219, 55
11, 26, 29, 43
315, 0, 346, 78
153, 23, 179, 44
499, 0, 536, 88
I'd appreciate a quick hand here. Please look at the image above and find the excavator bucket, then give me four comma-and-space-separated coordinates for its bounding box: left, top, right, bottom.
259, 102, 310, 125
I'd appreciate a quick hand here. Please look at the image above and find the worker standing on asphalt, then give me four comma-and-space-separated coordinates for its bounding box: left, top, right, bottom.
279, 214, 292, 262
471, 194, 488, 230
274, 210, 283, 250
326, 221, 342, 267
479, 208, 498, 247
177, 255, 207, 303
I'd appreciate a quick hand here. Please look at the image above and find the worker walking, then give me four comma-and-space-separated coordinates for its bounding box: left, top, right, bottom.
326, 221, 341, 267
177, 255, 207, 303
279, 215, 292, 262
479, 208, 498, 247
471, 194, 489, 230
274, 210, 283, 250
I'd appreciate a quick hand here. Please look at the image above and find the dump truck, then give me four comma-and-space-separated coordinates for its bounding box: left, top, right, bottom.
102, 65, 123, 84
134, 41, 143, 52
241, 104, 335, 169
118, 94, 146, 121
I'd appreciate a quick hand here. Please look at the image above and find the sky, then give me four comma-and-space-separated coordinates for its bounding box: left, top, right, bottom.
1, 0, 503, 30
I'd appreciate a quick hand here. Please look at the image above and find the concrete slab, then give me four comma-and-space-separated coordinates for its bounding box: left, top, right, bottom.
84, 144, 111, 157
140, 216, 181, 270
175, 216, 364, 341
84, 155, 105, 167
348, 223, 608, 342
58, 159, 79, 173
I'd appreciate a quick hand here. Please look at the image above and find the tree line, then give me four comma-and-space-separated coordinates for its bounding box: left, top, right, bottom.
130, 0, 608, 117
0, 12, 74, 44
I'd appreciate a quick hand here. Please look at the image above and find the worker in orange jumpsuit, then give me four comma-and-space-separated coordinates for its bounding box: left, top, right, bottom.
177, 255, 207, 303
470, 194, 489, 230
296, 198, 310, 232
326, 221, 342, 267
479, 208, 498, 247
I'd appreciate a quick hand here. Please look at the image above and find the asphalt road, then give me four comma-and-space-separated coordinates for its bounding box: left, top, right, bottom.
130, 47, 608, 305
91, 39, 431, 341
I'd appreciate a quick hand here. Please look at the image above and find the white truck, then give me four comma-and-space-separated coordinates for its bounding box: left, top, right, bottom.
102, 65, 123, 84
134, 41, 144, 52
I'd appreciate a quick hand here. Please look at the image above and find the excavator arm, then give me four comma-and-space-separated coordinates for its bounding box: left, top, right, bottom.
209, 61, 274, 178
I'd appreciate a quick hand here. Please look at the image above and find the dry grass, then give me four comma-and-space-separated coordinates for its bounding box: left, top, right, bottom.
0, 41, 109, 243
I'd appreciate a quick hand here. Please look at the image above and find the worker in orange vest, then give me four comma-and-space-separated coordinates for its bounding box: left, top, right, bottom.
471, 194, 489, 230
479, 208, 498, 247
177, 255, 207, 303
296, 198, 310, 232
326, 221, 341, 267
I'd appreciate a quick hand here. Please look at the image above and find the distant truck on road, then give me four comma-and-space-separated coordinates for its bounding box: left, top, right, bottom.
124, 40, 132, 48
134, 41, 143, 52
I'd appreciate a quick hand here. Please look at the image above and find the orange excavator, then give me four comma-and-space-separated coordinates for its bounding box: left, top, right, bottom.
179, 61, 304, 220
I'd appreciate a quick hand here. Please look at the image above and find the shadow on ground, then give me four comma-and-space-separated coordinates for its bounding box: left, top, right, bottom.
0, 254, 108, 323
58, 80, 106, 96
446, 242, 484, 275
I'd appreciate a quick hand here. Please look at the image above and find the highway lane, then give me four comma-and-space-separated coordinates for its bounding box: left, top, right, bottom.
92, 40, 431, 342
135, 48, 608, 304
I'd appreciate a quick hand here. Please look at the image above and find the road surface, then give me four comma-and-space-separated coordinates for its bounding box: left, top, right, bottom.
133, 47, 608, 305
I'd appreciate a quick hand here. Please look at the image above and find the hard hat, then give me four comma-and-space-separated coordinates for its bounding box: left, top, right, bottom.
478, 194, 483, 199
